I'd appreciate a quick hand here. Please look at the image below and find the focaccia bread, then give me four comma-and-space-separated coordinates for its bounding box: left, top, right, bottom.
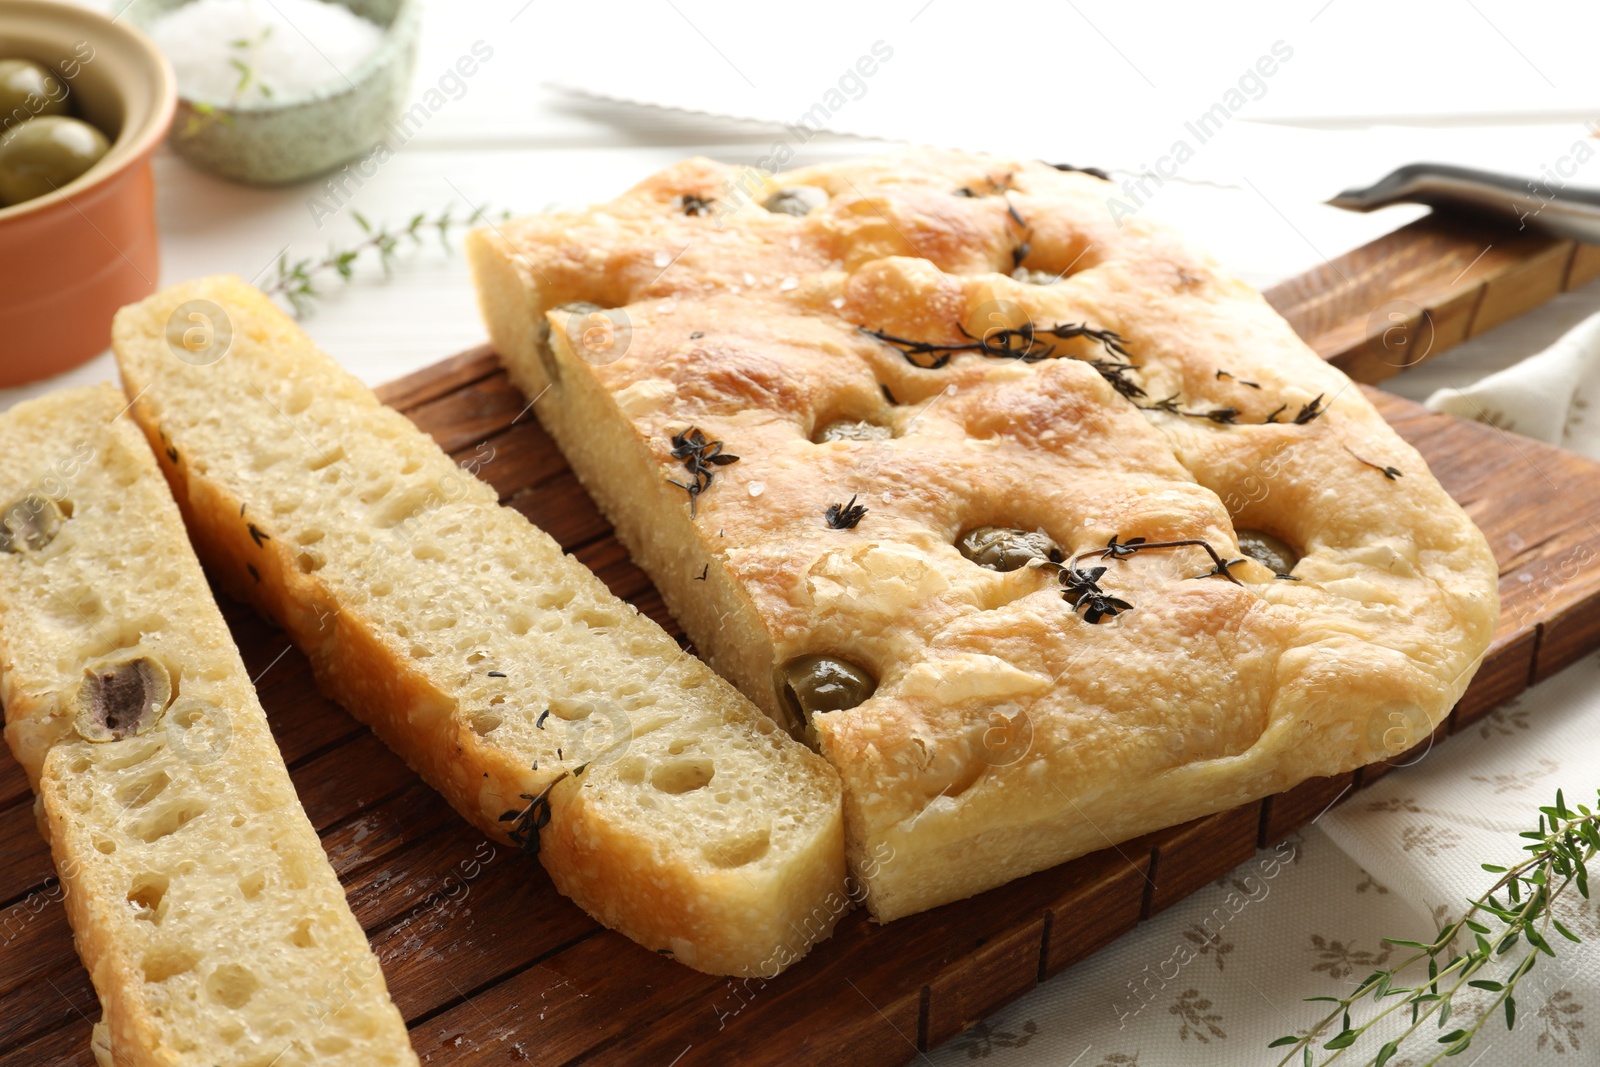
0, 385, 415, 1066
112, 277, 846, 976
467, 150, 1500, 921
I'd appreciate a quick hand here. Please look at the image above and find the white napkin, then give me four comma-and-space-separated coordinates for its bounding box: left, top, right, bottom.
929, 652, 1600, 1066
1426, 311, 1600, 458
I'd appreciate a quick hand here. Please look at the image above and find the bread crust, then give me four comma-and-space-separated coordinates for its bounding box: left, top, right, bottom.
113, 278, 846, 975
469, 151, 1499, 920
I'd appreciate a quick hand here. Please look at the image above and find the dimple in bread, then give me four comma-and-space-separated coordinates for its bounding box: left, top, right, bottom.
467, 150, 1500, 921
112, 277, 847, 977
0, 384, 415, 1066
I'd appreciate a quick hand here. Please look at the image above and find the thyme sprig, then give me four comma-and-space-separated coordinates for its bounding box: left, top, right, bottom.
1345, 445, 1403, 481
861, 321, 1130, 370
265, 204, 507, 316
824, 495, 868, 530
860, 322, 1329, 427
666, 426, 739, 517
1271, 788, 1598, 1066
497, 771, 570, 857
1046, 534, 1245, 624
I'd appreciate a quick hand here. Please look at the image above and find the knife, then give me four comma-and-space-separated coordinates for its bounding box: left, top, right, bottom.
1330, 162, 1600, 243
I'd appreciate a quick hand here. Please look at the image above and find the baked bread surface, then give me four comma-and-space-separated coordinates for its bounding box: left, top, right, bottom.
0, 385, 415, 1066
113, 278, 846, 976
468, 150, 1500, 920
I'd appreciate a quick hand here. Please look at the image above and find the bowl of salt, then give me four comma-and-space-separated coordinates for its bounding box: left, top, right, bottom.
130, 0, 419, 184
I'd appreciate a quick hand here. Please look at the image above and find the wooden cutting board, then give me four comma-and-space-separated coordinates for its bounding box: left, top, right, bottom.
4, 214, 1600, 1066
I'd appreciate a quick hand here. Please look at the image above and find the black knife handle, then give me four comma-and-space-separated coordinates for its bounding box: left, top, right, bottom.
1331, 162, 1600, 243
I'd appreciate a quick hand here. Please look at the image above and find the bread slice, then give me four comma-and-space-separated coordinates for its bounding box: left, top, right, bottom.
0, 384, 415, 1066
111, 276, 847, 976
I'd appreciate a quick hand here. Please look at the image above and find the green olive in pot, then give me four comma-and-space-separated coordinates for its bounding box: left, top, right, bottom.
0, 116, 110, 207
0, 59, 70, 129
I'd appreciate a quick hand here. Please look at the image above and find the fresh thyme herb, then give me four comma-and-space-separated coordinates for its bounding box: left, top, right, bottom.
690, 331, 705, 340
1345, 446, 1403, 480
265, 204, 508, 317
1047, 535, 1245, 624
179, 27, 273, 137
535, 708, 550, 730
487, 671, 506, 678
1055, 562, 1132, 624
1005, 198, 1032, 271
862, 322, 1325, 428
954, 187, 977, 198
497, 772, 569, 857
861, 321, 1130, 370
1137, 393, 1240, 424
1294, 395, 1328, 424
666, 427, 739, 517
1272, 788, 1598, 1067
1045, 161, 1112, 181
824, 495, 868, 530
680, 194, 714, 216
1215, 368, 1261, 388
247, 522, 269, 548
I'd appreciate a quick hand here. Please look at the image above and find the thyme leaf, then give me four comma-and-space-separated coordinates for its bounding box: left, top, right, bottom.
1271, 788, 1598, 1067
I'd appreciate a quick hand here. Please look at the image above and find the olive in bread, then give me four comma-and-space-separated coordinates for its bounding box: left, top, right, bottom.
0, 384, 415, 1066
112, 276, 847, 977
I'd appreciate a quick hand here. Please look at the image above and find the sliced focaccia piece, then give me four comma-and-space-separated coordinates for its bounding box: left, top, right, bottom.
0, 384, 415, 1067
467, 150, 1499, 921
112, 277, 846, 976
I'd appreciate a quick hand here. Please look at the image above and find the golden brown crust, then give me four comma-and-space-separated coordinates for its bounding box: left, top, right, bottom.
469, 150, 1499, 920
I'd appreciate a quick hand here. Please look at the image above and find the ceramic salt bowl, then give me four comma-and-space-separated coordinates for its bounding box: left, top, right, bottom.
127, 0, 420, 185
0, 0, 176, 386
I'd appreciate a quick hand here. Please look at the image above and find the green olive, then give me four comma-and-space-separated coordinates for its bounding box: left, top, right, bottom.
72, 656, 173, 742
0, 116, 110, 207
778, 655, 876, 734
763, 186, 828, 217
814, 419, 892, 443
0, 59, 70, 130
1236, 529, 1299, 576
0, 494, 62, 553
957, 526, 1059, 572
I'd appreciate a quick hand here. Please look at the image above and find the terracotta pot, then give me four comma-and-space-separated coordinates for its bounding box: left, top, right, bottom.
0, 1, 176, 387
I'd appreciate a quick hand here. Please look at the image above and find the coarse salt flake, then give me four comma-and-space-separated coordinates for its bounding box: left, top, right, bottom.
151, 0, 385, 105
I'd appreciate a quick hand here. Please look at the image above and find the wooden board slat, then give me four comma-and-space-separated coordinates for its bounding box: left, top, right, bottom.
1265, 211, 1598, 385
8, 218, 1600, 1066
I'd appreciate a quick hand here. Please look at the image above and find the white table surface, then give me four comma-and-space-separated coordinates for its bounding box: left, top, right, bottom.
9, 3, 1600, 1064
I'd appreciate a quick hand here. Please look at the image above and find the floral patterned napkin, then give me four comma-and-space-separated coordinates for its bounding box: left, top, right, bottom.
1427, 311, 1600, 458
929, 652, 1600, 1066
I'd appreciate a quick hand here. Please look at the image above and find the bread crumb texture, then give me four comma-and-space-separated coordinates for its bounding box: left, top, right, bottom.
0, 385, 415, 1065
112, 280, 845, 977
